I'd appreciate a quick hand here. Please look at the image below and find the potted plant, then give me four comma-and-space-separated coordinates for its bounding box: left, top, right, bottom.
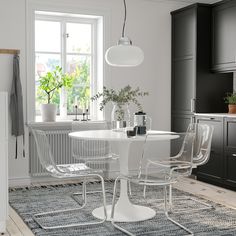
91, 85, 148, 129
224, 91, 236, 114
38, 66, 74, 121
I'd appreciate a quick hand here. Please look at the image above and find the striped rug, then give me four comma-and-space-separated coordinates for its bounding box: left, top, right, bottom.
9, 181, 236, 236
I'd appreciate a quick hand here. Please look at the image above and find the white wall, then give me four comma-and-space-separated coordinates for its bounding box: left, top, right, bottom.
0, 0, 187, 184
0, 0, 30, 185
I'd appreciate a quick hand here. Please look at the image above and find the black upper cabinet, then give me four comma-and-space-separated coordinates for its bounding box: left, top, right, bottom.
172, 7, 196, 59
212, 0, 236, 72
171, 4, 233, 123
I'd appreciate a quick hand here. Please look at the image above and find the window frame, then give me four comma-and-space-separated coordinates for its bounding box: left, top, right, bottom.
34, 13, 98, 119
26, 1, 111, 123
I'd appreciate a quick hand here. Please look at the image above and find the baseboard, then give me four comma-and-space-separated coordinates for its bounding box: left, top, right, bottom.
9, 176, 31, 187
30, 176, 63, 184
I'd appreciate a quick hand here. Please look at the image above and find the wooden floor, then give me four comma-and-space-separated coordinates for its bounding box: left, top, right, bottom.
5, 178, 236, 236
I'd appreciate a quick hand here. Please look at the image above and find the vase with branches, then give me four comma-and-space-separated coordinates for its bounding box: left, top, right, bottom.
91, 85, 148, 129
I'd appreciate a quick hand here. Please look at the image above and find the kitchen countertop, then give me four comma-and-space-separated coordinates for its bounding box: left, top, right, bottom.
195, 113, 236, 118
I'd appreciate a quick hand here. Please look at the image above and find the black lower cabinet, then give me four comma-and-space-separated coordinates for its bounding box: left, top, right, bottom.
197, 150, 224, 186
195, 116, 225, 186
224, 151, 236, 189
223, 118, 236, 190
194, 115, 236, 191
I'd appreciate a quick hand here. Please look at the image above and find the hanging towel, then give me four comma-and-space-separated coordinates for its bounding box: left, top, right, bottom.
10, 54, 25, 159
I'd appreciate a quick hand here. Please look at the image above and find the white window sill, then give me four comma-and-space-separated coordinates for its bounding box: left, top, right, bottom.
27, 116, 107, 129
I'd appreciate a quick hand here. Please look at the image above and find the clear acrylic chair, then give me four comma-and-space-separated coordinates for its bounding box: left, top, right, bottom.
110, 129, 196, 236
71, 122, 133, 196
166, 123, 214, 213
71, 121, 120, 191
31, 129, 107, 230
71, 121, 119, 173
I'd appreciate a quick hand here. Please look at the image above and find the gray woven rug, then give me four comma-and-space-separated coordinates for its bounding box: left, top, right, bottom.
9, 181, 236, 236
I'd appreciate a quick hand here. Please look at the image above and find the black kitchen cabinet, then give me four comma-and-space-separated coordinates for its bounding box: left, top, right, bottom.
171, 2, 236, 191
195, 116, 224, 185
193, 116, 236, 191
212, 0, 236, 72
171, 4, 233, 132
171, 114, 194, 132
224, 118, 236, 189
224, 151, 236, 188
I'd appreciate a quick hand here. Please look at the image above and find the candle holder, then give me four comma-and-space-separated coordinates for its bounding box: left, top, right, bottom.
86, 108, 90, 121
81, 112, 87, 121
73, 105, 79, 121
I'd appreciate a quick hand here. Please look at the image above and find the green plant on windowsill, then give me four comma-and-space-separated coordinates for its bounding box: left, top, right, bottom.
91, 85, 149, 121
224, 91, 236, 114
38, 66, 74, 104
38, 66, 74, 121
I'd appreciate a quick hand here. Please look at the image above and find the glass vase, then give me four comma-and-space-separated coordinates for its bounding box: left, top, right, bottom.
111, 103, 131, 131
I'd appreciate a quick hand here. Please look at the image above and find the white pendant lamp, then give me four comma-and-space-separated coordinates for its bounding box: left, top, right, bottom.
105, 0, 144, 67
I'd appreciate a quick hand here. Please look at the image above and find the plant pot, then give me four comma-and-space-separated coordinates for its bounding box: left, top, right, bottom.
111, 103, 130, 131
41, 104, 57, 122
228, 104, 236, 114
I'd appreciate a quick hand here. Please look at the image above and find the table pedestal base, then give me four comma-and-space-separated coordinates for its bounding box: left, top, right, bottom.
92, 204, 156, 222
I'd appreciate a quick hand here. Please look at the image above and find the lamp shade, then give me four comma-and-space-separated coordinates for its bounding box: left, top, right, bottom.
105, 44, 144, 67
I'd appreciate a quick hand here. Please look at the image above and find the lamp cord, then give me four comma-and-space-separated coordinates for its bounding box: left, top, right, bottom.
122, 0, 127, 37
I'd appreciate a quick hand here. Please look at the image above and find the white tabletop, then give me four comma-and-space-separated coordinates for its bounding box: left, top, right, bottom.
69, 130, 175, 141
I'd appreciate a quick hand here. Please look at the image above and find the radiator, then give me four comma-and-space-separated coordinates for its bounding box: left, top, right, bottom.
29, 129, 108, 177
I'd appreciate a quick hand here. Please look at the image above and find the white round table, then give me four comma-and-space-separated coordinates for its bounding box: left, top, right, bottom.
69, 130, 175, 222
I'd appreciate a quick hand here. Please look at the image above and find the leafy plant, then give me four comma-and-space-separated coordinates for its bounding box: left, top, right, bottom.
67, 60, 90, 113
91, 85, 149, 120
38, 66, 74, 104
224, 91, 236, 105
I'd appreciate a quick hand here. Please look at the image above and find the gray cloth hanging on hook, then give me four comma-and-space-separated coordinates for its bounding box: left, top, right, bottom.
10, 54, 25, 158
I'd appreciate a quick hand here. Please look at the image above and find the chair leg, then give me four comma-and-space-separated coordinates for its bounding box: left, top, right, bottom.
169, 184, 173, 211
145, 183, 214, 214
163, 186, 194, 236
71, 180, 113, 206
70, 180, 87, 207
143, 162, 151, 199
33, 175, 107, 230
110, 176, 135, 236
111, 178, 193, 236
167, 195, 215, 213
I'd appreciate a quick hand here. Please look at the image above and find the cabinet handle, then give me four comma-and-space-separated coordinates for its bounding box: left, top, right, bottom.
232, 154, 236, 157
191, 98, 195, 113
200, 117, 215, 121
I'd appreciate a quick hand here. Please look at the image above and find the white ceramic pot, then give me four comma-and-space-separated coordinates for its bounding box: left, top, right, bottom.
41, 104, 57, 122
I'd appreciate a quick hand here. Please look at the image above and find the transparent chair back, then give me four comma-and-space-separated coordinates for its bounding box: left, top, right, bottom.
31, 129, 61, 176
31, 128, 108, 229
192, 123, 214, 167
136, 130, 196, 182
71, 122, 117, 169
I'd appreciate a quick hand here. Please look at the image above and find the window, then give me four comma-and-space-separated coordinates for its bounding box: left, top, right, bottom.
34, 12, 103, 120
